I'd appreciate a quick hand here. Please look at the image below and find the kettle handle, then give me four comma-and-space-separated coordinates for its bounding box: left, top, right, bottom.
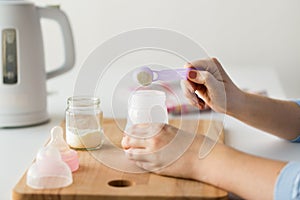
38, 6, 75, 79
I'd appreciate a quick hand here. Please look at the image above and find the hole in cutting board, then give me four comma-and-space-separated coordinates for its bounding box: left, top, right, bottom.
108, 179, 133, 187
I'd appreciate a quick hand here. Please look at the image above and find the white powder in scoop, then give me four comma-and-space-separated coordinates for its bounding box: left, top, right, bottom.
66, 130, 102, 149
136, 71, 152, 86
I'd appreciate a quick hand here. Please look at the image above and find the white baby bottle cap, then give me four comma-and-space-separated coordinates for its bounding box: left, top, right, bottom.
127, 90, 168, 126
128, 90, 166, 109
47, 126, 79, 172
26, 146, 73, 189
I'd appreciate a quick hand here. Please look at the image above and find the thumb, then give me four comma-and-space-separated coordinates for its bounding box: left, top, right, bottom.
187, 70, 205, 84
188, 70, 219, 93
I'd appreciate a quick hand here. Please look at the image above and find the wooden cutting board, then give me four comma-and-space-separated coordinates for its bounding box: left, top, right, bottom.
13, 118, 228, 200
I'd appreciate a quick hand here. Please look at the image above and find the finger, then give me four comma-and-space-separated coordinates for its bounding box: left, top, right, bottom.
183, 62, 192, 68
181, 79, 195, 93
183, 88, 205, 109
189, 58, 216, 72
125, 148, 147, 161
198, 71, 220, 92
123, 126, 168, 150
121, 135, 132, 150
184, 58, 225, 82
184, 61, 205, 71
181, 81, 200, 103
122, 135, 147, 149
191, 71, 221, 105
188, 70, 219, 105
188, 70, 218, 89
125, 148, 158, 163
187, 70, 205, 84
125, 123, 164, 139
181, 80, 206, 109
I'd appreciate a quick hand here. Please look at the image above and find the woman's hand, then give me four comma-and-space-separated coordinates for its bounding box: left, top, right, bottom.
122, 123, 207, 180
182, 58, 300, 139
122, 123, 286, 200
181, 58, 243, 114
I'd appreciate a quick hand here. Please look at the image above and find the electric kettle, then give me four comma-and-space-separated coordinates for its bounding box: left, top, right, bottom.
0, 0, 75, 127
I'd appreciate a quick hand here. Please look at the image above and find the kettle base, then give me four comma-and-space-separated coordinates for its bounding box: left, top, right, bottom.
0, 111, 49, 128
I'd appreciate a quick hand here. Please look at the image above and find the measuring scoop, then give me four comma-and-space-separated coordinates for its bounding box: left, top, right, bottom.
134, 66, 189, 86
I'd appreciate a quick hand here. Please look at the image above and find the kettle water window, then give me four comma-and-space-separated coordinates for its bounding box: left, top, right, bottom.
2, 29, 18, 84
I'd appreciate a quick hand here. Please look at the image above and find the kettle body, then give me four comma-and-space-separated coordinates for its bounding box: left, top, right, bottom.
0, 0, 75, 127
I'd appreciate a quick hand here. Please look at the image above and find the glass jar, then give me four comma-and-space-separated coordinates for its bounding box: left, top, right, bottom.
65, 96, 103, 150
126, 90, 168, 129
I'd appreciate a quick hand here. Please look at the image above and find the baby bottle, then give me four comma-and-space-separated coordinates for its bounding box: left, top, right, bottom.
127, 90, 168, 128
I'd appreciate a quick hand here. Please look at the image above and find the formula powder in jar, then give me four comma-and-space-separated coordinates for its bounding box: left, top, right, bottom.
65, 96, 103, 150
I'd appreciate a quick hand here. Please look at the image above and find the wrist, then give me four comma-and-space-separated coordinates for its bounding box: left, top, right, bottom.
192, 143, 234, 185
226, 88, 247, 117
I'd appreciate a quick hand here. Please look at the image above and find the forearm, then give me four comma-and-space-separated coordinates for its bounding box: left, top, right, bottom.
228, 91, 300, 140
195, 143, 286, 200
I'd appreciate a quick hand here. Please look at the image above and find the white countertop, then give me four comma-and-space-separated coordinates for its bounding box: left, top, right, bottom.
1, 67, 299, 200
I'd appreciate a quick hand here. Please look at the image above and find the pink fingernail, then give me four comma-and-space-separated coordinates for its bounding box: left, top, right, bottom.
188, 71, 197, 79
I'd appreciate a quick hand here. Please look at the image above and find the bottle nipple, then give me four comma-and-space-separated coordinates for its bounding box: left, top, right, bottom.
26, 146, 73, 189
47, 126, 79, 172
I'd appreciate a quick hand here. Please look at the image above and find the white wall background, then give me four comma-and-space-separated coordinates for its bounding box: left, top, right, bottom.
35, 0, 300, 98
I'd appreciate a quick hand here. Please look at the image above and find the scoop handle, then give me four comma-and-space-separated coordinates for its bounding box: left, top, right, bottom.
153, 68, 189, 81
